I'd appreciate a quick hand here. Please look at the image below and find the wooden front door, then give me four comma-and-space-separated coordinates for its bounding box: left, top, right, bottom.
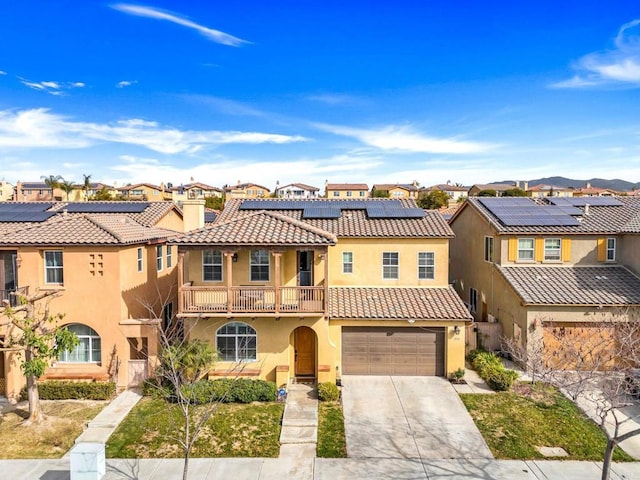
294, 327, 316, 377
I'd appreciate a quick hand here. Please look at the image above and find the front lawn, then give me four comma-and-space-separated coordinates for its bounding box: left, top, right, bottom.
106, 398, 284, 458
460, 382, 634, 461
0, 400, 107, 458
317, 401, 347, 458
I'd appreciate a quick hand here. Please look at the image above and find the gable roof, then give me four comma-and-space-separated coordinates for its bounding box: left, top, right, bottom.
427, 184, 467, 192
526, 183, 572, 192
171, 210, 337, 246
171, 182, 222, 192
217, 198, 454, 238
329, 286, 472, 320
117, 183, 163, 192
372, 183, 419, 192
276, 183, 319, 192
224, 182, 270, 192
325, 183, 369, 191
469, 183, 515, 192
497, 265, 640, 306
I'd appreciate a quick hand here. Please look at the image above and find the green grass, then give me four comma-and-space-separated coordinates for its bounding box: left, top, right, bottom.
317, 401, 347, 458
460, 383, 635, 461
106, 398, 284, 458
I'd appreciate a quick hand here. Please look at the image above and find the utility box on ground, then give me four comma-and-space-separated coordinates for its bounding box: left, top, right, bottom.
70, 442, 105, 480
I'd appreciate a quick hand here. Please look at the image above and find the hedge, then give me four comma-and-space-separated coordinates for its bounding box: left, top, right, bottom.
21, 381, 116, 400
469, 350, 518, 392
317, 382, 340, 402
143, 378, 277, 404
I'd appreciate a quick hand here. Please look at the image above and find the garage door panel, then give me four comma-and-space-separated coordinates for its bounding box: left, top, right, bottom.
342, 327, 445, 376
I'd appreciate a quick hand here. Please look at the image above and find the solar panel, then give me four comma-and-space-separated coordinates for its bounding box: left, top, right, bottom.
63, 202, 150, 213
302, 207, 341, 219
0, 211, 56, 222
366, 206, 424, 218
0, 202, 54, 212
477, 197, 583, 226
204, 212, 217, 223
548, 197, 623, 207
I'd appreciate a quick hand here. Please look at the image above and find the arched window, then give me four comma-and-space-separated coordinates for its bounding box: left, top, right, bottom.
216, 322, 257, 362
59, 324, 101, 363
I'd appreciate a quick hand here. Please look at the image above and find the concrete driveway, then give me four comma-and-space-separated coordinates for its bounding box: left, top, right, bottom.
341, 376, 493, 459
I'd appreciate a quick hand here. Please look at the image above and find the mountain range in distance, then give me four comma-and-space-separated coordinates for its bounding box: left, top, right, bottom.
494, 177, 639, 192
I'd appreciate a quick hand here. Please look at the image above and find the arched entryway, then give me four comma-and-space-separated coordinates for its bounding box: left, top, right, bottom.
294, 326, 316, 382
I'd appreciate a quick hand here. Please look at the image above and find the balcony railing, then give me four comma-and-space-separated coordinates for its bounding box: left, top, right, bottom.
0, 286, 29, 307
180, 285, 325, 315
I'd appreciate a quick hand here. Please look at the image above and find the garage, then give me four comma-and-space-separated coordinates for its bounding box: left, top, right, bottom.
342, 326, 445, 376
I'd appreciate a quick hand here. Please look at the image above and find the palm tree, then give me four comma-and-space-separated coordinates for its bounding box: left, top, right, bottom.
41, 175, 63, 200
59, 179, 75, 201
82, 174, 92, 200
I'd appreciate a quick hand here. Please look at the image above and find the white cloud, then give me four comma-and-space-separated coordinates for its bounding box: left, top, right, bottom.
185, 95, 266, 117
0, 70, 7, 75
306, 94, 365, 106
552, 19, 640, 88
116, 80, 137, 88
111, 3, 249, 47
315, 123, 497, 154
0, 108, 308, 153
18, 78, 86, 95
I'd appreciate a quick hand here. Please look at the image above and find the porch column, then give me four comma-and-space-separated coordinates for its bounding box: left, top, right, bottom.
323, 248, 329, 316
272, 251, 282, 314
223, 251, 235, 313
177, 252, 185, 314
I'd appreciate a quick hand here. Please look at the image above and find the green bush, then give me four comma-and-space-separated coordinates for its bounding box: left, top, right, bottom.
317, 382, 340, 402
486, 368, 519, 392
470, 351, 518, 392
148, 378, 277, 404
466, 348, 485, 364
21, 381, 116, 400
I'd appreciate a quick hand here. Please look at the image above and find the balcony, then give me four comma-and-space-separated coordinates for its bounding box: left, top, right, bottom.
179, 285, 325, 316
0, 286, 29, 307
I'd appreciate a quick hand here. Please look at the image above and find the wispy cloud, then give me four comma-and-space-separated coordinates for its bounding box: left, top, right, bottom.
111, 3, 249, 47
184, 95, 266, 117
306, 94, 365, 106
314, 123, 497, 154
18, 78, 86, 95
0, 108, 308, 153
0, 70, 7, 76
552, 19, 640, 88
116, 80, 137, 88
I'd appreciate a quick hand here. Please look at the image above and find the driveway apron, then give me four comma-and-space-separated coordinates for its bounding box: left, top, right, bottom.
341, 376, 493, 460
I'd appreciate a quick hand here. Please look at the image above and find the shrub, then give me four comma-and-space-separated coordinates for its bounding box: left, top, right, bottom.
317, 382, 340, 402
486, 368, 519, 392
470, 350, 518, 392
466, 348, 485, 364
450, 368, 465, 382
21, 381, 116, 400
149, 378, 277, 404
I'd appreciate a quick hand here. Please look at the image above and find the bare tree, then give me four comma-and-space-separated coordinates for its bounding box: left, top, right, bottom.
0, 289, 78, 424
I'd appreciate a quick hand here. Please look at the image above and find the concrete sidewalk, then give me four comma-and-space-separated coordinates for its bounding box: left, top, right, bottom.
0, 458, 637, 479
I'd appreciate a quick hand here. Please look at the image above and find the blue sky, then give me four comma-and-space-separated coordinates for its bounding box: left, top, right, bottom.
1, 1, 639, 189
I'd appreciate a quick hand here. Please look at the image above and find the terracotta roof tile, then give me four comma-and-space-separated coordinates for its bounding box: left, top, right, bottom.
326, 183, 369, 190
497, 265, 640, 306
329, 287, 472, 320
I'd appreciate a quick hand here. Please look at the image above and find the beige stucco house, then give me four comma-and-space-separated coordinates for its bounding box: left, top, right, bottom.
325, 183, 370, 199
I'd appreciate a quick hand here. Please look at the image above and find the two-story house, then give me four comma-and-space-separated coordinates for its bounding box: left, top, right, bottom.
68, 182, 118, 201
171, 182, 224, 203
526, 184, 574, 198
0, 201, 185, 401
224, 182, 270, 199
275, 183, 320, 199
325, 183, 370, 199
423, 184, 467, 203
117, 183, 169, 201
171, 198, 470, 387
372, 183, 419, 199
449, 196, 640, 359
13, 182, 64, 202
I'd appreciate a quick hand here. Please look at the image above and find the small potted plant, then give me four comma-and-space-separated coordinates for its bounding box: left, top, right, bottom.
449, 368, 466, 384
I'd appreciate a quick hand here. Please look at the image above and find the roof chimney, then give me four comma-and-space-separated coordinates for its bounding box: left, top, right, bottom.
584, 203, 590, 215
515, 180, 520, 188
181, 199, 205, 232
523, 181, 529, 191
586, 182, 591, 189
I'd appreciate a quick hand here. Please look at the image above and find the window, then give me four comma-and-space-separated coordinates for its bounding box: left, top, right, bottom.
59, 324, 101, 363
44, 250, 63, 284
132, 189, 143, 196
156, 245, 163, 271
484, 236, 494, 262
332, 191, 339, 197
359, 191, 365, 197
250, 250, 270, 281
216, 322, 257, 362
544, 238, 562, 261
418, 252, 435, 280
469, 288, 478, 314
346, 191, 353, 197
342, 252, 353, 274
382, 252, 399, 279
137, 247, 143, 272
203, 250, 223, 281
166, 245, 173, 268
517, 238, 535, 261
606, 238, 616, 262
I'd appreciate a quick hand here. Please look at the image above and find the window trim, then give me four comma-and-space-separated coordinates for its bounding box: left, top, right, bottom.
216, 322, 258, 362
382, 252, 399, 280
606, 237, 616, 262
58, 324, 101, 364
342, 251, 353, 274
166, 245, 173, 268
44, 250, 64, 285
156, 245, 163, 272
469, 288, 478, 314
484, 236, 494, 263
137, 247, 144, 272
418, 251, 435, 280
250, 250, 270, 282
543, 238, 562, 262
203, 249, 223, 282
517, 238, 535, 262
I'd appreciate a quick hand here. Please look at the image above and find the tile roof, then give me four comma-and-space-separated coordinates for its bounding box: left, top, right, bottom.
218, 198, 454, 238
0, 214, 177, 245
277, 183, 319, 191
116, 182, 163, 191
47, 201, 179, 227
497, 265, 640, 306
622, 210, 640, 233
171, 210, 337, 246
470, 183, 515, 192
458, 196, 640, 235
427, 184, 468, 192
171, 182, 222, 192
373, 183, 419, 192
329, 287, 472, 320
224, 182, 270, 192
326, 183, 369, 191
527, 183, 572, 192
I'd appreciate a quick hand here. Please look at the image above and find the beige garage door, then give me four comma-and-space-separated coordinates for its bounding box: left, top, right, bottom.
342, 327, 445, 376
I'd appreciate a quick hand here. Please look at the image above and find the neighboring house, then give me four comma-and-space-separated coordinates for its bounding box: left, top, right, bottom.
325, 183, 370, 198
0, 181, 14, 201
68, 182, 118, 201
525, 184, 574, 198
467, 183, 517, 197
224, 182, 270, 199
13, 182, 63, 202
372, 183, 419, 199
424, 184, 468, 202
0, 201, 186, 401
171, 198, 470, 386
448, 195, 640, 360
117, 183, 169, 201
171, 182, 224, 203
275, 183, 320, 199
572, 182, 618, 197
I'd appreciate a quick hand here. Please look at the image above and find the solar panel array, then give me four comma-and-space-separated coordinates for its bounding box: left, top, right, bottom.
548, 197, 623, 207
477, 197, 581, 227
239, 199, 425, 219
0, 202, 56, 222
63, 202, 150, 213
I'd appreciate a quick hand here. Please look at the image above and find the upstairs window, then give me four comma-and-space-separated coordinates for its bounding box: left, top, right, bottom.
544, 238, 561, 261
359, 191, 365, 197
166, 245, 173, 268
484, 236, 494, 262
606, 238, 616, 262
382, 252, 399, 279
332, 191, 339, 197
346, 191, 353, 197
44, 250, 64, 284
517, 238, 535, 261
203, 250, 223, 282
469, 288, 478, 313
137, 247, 144, 272
156, 245, 163, 271
250, 250, 270, 282
342, 252, 353, 274
418, 252, 435, 280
